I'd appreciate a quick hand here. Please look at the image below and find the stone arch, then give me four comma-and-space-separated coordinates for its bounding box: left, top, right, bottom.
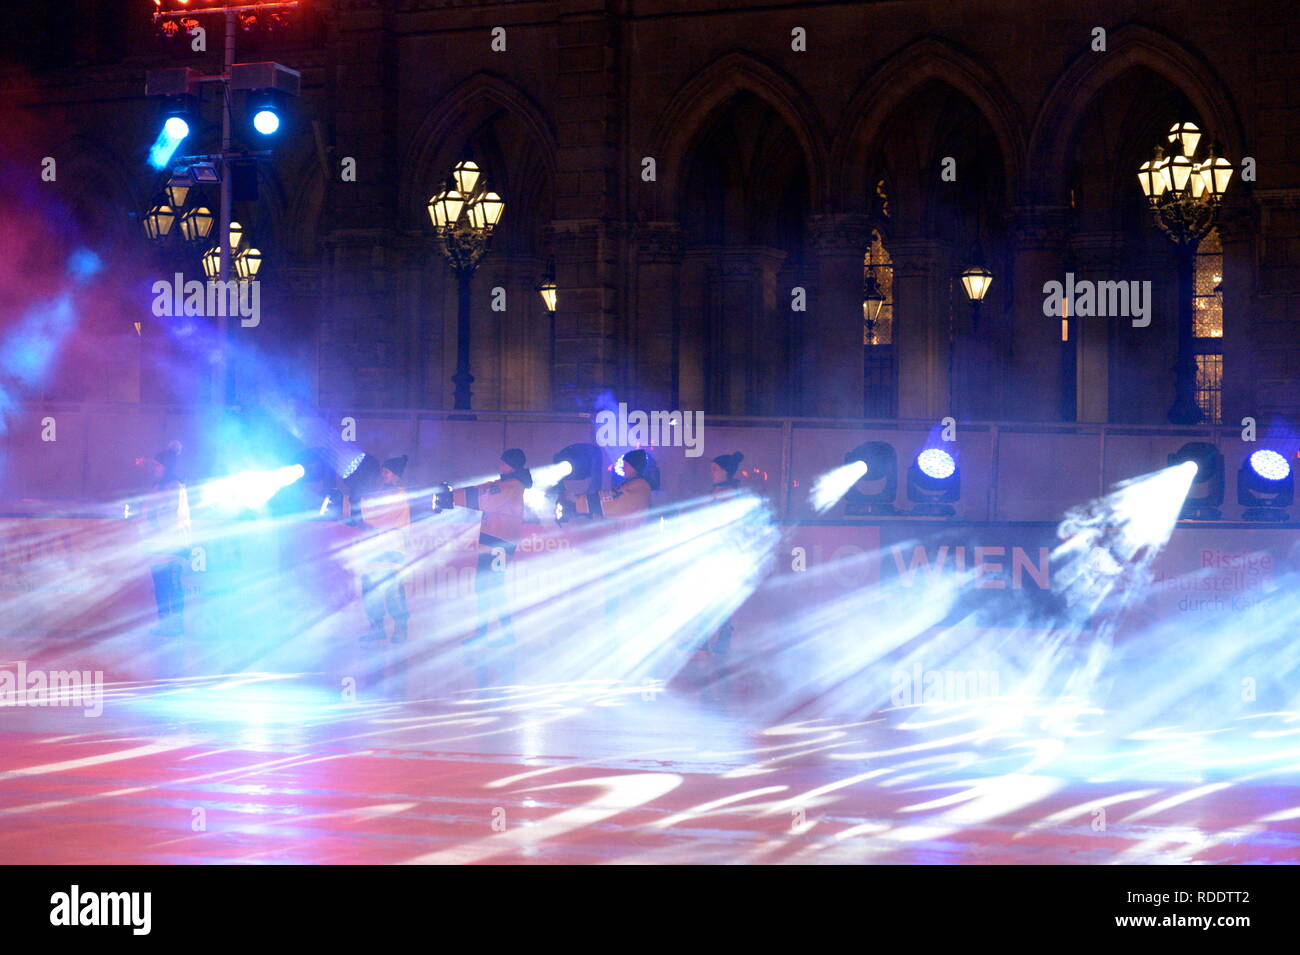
1028, 24, 1246, 204
832, 37, 1027, 212
647, 50, 830, 218
397, 71, 557, 236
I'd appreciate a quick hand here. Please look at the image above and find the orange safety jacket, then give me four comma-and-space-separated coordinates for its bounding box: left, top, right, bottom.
454, 474, 527, 549
576, 476, 653, 529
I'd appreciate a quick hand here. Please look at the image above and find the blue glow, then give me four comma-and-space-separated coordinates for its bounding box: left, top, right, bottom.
67, 248, 102, 283
1249, 449, 1290, 481
148, 122, 188, 170
201, 464, 306, 513
164, 116, 190, 139
917, 448, 956, 480
252, 109, 281, 135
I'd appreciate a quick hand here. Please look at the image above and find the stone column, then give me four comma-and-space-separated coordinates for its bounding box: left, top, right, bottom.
632, 222, 685, 411
1216, 197, 1258, 427
1005, 206, 1070, 421
550, 2, 622, 411
318, 1, 402, 410
550, 219, 619, 410
889, 237, 953, 420
703, 247, 787, 416
1069, 231, 1119, 422
804, 214, 873, 418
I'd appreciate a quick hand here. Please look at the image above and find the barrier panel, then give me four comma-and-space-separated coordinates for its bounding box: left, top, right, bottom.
4, 514, 1296, 647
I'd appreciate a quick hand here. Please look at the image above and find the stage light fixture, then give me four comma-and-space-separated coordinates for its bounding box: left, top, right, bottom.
1238, 449, 1293, 522
553, 442, 603, 485
843, 441, 898, 516
908, 447, 960, 517
190, 162, 220, 184
247, 89, 286, 135
552, 443, 605, 521
1167, 441, 1224, 520
157, 93, 197, 140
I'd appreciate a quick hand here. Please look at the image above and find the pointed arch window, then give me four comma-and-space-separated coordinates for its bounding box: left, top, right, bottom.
863, 227, 895, 417
1193, 228, 1224, 423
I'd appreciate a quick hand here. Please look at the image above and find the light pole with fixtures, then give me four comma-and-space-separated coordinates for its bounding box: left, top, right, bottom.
145, 0, 300, 404
427, 160, 505, 412
1137, 121, 1234, 424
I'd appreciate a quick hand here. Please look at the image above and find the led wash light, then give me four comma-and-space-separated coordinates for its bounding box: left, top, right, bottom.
908, 448, 960, 517
1239, 449, 1293, 522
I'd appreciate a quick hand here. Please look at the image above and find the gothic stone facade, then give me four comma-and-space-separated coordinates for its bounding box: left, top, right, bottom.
10, 0, 1300, 426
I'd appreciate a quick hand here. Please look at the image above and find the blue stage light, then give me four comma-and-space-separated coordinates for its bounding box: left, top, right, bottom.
917, 448, 956, 480
1249, 449, 1290, 481
252, 109, 280, 135
164, 116, 190, 140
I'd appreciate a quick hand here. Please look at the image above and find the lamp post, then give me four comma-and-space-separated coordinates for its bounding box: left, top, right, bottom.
427, 160, 505, 412
1137, 121, 1234, 424
147, 0, 300, 405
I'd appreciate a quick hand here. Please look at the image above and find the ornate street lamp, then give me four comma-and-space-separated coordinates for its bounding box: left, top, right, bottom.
538, 258, 557, 314
1137, 121, 1234, 424
164, 168, 194, 208
862, 270, 885, 344
179, 205, 215, 242
235, 247, 263, 282
142, 202, 178, 241
202, 245, 222, 281
426, 159, 506, 411
959, 245, 994, 329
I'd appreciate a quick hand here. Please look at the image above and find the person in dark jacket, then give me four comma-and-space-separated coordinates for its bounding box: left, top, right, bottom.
453, 448, 532, 649
703, 451, 745, 656
358, 455, 412, 644
135, 441, 191, 637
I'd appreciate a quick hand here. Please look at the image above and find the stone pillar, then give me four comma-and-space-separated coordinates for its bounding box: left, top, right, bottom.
1069, 231, 1119, 422
1005, 206, 1069, 422
551, 220, 619, 410
320, 229, 405, 409
318, 2, 402, 410
889, 237, 953, 420
632, 222, 685, 411
805, 214, 872, 418
1216, 198, 1258, 427
703, 247, 787, 416
550, 2, 622, 411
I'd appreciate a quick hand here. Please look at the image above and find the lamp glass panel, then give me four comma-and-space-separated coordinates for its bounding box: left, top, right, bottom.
452, 160, 481, 196
480, 191, 504, 227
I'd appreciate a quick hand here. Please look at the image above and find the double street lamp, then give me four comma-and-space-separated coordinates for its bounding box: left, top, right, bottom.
427, 160, 505, 412
1137, 121, 1234, 424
